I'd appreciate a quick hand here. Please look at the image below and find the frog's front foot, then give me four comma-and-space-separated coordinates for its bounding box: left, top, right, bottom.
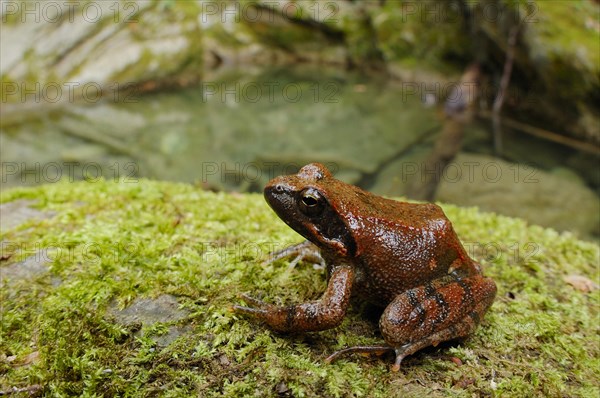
233, 266, 355, 333
232, 293, 308, 333
232, 294, 281, 323
264, 240, 325, 270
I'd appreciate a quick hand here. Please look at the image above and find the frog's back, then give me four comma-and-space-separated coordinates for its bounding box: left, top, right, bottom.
344, 194, 475, 304
338, 186, 449, 232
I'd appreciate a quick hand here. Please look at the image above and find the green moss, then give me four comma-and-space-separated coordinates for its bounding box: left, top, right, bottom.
372, 0, 470, 70
524, 0, 600, 97
240, 7, 333, 53
1, 180, 598, 397
533, 1, 600, 71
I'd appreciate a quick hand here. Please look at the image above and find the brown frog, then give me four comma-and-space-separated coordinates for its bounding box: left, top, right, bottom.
233, 163, 496, 371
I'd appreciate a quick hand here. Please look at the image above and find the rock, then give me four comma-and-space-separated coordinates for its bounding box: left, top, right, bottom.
0, 252, 50, 283
109, 294, 191, 347
367, 145, 433, 197
471, 0, 600, 144
436, 153, 600, 238
109, 294, 189, 326
2, 0, 597, 147
1, 1, 203, 111
0, 199, 56, 232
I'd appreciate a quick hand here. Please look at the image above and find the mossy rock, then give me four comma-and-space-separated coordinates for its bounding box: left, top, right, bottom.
1, 180, 598, 397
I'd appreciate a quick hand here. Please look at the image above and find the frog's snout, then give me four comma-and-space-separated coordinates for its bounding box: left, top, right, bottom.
264, 180, 294, 212
266, 183, 285, 194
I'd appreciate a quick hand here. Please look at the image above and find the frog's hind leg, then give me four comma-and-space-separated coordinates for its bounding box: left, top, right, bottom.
380, 275, 496, 371
388, 323, 472, 372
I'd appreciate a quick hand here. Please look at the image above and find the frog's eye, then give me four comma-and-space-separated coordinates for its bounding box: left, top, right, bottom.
299, 188, 325, 216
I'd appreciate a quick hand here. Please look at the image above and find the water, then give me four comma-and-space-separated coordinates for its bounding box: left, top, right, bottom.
1, 67, 598, 239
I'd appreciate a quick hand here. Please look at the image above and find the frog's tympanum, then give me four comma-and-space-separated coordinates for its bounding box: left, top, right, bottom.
233, 163, 496, 371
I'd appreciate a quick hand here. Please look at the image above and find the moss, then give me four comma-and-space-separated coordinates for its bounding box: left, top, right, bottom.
533, 1, 600, 73
372, 0, 471, 71
526, 0, 600, 97
240, 6, 333, 53
1, 179, 598, 397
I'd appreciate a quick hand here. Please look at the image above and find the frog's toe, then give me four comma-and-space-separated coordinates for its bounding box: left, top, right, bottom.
231, 304, 268, 317
324, 344, 409, 372
238, 293, 266, 306
231, 294, 274, 317
391, 350, 407, 372
263, 241, 325, 269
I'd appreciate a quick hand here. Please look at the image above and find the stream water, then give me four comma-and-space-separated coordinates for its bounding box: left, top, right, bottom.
1, 67, 598, 239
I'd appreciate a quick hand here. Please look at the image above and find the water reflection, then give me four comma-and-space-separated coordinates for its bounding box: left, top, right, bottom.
1, 67, 598, 238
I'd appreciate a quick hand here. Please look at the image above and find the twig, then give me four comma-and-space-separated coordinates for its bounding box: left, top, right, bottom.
59, 114, 137, 158
0, 384, 43, 396
492, 24, 521, 154
479, 110, 600, 155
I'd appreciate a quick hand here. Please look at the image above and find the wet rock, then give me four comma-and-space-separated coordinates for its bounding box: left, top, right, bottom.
0, 200, 56, 233
0, 252, 50, 284
2, 0, 597, 147
367, 146, 432, 197
109, 294, 191, 347
1, 1, 202, 110
110, 294, 188, 325
154, 325, 194, 348
436, 153, 600, 238
471, 1, 600, 144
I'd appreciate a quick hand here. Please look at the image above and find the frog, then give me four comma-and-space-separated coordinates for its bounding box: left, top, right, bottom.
233, 163, 497, 371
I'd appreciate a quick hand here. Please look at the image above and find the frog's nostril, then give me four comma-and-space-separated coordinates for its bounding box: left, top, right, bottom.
265, 183, 286, 197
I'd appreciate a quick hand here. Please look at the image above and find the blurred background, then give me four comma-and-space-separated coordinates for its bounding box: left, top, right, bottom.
1, 0, 599, 240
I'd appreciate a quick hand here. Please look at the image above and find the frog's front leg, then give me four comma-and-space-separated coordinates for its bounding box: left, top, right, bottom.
265, 240, 325, 270
233, 265, 354, 332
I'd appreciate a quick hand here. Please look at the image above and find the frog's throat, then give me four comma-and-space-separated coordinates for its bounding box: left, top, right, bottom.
306, 223, 349, 256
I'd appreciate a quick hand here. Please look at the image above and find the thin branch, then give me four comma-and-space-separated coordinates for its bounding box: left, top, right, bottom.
0, 384, 43, 396
492, 23, 521, 153
479, 110, 600, 155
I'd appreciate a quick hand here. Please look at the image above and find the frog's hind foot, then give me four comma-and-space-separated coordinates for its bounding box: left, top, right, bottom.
325, 345, 396, 368
325, 343, 443, 372
386, 308, 492, 372
390, 334, 452, 372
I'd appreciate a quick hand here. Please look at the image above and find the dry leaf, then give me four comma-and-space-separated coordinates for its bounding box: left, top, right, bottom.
563, 274, 599, 293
